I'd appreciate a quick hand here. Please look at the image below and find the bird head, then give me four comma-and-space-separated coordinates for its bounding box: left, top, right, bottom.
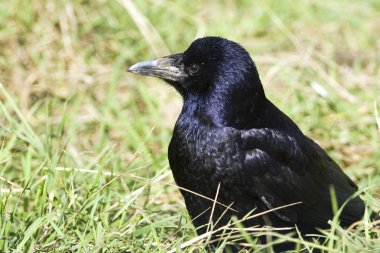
129, 37, 266, 128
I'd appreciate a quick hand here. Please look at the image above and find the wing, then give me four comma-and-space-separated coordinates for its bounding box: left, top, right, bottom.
240, 128, 365, 228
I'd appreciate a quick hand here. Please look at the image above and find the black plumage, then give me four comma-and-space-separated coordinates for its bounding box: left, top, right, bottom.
128, 37, 365, 250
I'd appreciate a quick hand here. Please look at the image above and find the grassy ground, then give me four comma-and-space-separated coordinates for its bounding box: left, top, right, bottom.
0, 0, 379, 252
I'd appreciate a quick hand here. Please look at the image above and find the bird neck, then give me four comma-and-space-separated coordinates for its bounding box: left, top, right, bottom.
217, 92, 268, 129
181, 81, 267, 130
208, 74, 267, 129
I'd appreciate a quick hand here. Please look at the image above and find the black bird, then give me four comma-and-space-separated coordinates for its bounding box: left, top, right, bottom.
128, 37, 365, 251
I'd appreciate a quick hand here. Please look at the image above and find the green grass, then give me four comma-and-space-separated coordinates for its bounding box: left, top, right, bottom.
0, 0, 379, 252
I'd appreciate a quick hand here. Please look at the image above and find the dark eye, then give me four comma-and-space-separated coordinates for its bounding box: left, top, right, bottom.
187, 64, 199, 75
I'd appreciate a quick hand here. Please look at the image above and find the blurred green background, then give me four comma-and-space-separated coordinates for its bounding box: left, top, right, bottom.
0, 0, 379, 252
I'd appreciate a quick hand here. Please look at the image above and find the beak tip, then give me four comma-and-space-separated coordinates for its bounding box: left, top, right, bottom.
127, 55, 185, 82
127, 59, 158, 74
127, 64, 137, 73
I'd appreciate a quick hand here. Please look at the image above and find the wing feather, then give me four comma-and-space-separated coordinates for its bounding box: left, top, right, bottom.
241, 128, 364, 228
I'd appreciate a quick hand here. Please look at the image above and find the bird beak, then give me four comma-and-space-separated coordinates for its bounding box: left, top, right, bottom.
128, 53, 186, 83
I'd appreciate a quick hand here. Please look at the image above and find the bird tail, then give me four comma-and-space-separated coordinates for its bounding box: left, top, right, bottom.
370, 211, 380, 221
370, 211, 380, 228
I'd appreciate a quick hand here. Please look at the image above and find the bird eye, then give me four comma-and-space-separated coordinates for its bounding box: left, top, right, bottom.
187, 64, 199, 75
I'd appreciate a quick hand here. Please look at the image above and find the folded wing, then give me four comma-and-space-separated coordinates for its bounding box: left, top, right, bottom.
241, 128, 364, 228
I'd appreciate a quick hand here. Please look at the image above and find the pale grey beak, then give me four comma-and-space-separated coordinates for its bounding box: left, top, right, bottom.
128, 53, 187, 83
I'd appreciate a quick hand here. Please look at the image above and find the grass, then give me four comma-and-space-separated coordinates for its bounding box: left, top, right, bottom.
0, 0, 379, 252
